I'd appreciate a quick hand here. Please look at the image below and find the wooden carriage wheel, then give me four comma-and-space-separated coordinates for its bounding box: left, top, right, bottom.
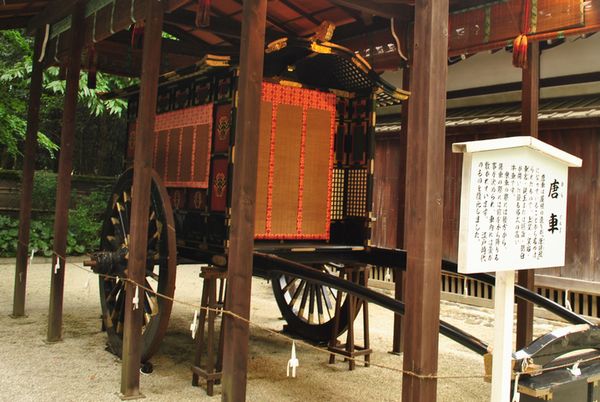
271, 264, 363, 342
98, 169, 176, 362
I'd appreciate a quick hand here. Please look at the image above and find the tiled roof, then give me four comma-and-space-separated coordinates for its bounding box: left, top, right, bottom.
376, 94, 600, 133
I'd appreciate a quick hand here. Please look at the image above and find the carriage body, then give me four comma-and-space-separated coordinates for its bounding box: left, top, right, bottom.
124, 62, 377, 266
96, 40, 407, 358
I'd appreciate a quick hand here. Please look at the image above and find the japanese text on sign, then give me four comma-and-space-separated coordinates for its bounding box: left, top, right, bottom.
455, 137, 580, 274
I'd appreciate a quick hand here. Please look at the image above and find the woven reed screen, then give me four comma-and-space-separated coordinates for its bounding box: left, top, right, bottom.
129, 104, 214, 188
254, 82, 337, 240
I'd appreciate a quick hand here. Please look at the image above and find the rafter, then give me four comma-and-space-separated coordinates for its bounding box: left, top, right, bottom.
278, 0, 321, 26
231, 0, 294, 35
163, 8, 281, 43
329, 0, 411, 18
26, 0, 78, 33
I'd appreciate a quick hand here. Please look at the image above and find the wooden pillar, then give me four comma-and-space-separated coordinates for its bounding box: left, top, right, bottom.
392, 66, 410, 354
47, 2, 85, 343
220, 0, 267, 400
516, 41, 540, 350
401, 0, 449, 401
120, 1, 164, 398
12, 29, 45, 318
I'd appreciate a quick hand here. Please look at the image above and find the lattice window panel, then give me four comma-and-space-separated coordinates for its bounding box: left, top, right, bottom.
346, 168, 368, 217
329, 55, 373, 93
330, 168, 345, 220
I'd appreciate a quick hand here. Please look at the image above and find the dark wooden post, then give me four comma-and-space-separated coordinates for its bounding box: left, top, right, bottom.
120, 0, 164, 398
12, 29, 45, 318
401, 0, 449, 401
220, 0, 267, 400
516, 41, 540, 350
392, 66, 410, 354
47, 2, 85, 343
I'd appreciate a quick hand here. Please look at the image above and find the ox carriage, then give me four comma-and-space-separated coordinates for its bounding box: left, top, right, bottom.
87, 34, 600, 400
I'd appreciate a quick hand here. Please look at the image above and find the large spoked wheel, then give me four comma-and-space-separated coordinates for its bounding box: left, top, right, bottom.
98, 169, 176, 362
271, 264, 363, 342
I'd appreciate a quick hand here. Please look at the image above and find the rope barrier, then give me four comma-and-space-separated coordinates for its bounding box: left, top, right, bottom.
42, 248, 487, 381
17, 240, 600, 382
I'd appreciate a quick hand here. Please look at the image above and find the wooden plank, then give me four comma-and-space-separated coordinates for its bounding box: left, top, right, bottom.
220, 0, 267, 400
516, 41, 540, 350
535, 274, 600, 296
46, 1, 85, 343
120, 0, 164, 398
330, 0, 411, 18
401, 0, 448, 400
12, 29, 44, 319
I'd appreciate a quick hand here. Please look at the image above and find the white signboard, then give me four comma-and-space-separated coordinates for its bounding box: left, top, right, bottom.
454, 136, 582, 274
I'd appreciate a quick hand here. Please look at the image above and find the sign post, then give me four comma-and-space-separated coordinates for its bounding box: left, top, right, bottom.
453, 136, 582, 402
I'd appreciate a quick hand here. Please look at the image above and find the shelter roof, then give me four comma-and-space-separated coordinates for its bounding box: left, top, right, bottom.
376, 94, 600, 133
0, 0, 498, 32
2, 0, 599, 75
0, 0, 510, 76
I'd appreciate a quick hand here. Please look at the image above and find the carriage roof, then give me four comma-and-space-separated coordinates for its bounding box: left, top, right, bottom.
108, 34, 409, 108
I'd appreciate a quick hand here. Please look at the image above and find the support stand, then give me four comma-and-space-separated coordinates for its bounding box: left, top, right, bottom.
328, 266, 372, 370
491, 270, 516, 402
192, 265, 227, 396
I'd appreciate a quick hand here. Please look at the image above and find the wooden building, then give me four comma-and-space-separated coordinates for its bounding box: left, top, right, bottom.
2, 1, 600, 401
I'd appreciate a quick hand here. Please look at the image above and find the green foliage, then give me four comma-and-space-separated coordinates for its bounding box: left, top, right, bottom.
0, 215, 20, 256
68, 189, 111, 254
31, 170, 58, 210
0, 29, 132, 166
0, 172, 112, 257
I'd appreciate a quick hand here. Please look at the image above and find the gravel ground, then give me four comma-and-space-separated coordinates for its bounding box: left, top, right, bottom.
0, 259, 564, 401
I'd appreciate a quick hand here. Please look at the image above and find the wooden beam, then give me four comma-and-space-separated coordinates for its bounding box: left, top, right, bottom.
0, 15, 31, 29
107, 29, 219, 57
220, 0, 267, 400
161, 23, 226, 49
120, 0, 164, 398
279, 0, 321, 26
516, 40, 540, 350
164, 9, 254, 41
11, 29, 44, 319
401, 0, 449, 400
231, 0, 292, 35
26, 0, 77, 33
46, 1, 85, 343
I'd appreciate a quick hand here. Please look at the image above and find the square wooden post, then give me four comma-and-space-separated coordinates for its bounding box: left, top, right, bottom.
392, 66, 410, 354
516, 41, 540, 350
120, 1, 164, 398
12, 29, 45, 318
401, 1, 449, 401
220, 0, 267, 400
47, 2, 85, 343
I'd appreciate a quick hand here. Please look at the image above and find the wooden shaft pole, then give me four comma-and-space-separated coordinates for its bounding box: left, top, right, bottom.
516, 41, 540, 350
401, 0, 449, 401
220, 0, 267, 400
47, 2, 85, 343
12, 29, 44, 318
120, 0, 164, 398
